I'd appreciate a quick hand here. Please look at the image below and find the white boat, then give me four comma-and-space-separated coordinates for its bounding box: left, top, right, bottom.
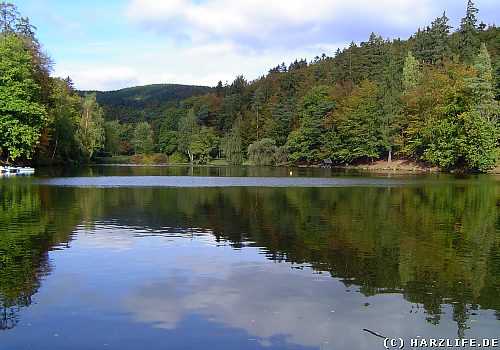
15, 167, 35, 173
0, 166, 35, 175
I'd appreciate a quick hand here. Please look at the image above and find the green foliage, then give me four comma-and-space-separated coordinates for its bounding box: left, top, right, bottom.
247, 138, 277, 165
158, 129, 178, 155
420, 118, 461, 169
265, 99, 293, 146
401, 63, 468, 162
403, 51, 420, 91
325, 80, 382, 162
360, 32, 388, 80
274, 146, 289, 165
75, 93, 105, 159
468, 43, 499, 121
0, 34, 47, 162
177, 108, 199, 163
0, 3, 112, 165
191, 126, 219, 164
458, 0, 480, 64
413, 13, 451, 64
221, 124, 244, 165
379, 56, 403, 160
495, 63, 500, 100
0, 2, 35, 36
104, 120, 122, 156
161, 108, 184, 131
130, 153, 167, 164
286, 85, 333, 162
85, 84, 212, 125
168, 151, 187, 164
132, 121, 154, 154
429, 12, 452, 63
47, 78, 83, 161
175, 103, 221, 163
400, 55, 498, 171
218, 94, 242, 133
458, 111, 497, 172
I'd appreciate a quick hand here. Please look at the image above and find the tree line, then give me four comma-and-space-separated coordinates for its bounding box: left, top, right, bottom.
1, 1, 499, 171
0, 2, 109, 164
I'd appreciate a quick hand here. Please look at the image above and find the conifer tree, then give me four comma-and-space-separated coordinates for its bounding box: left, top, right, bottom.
412, 28, 432, 63
379, 56, 402, 162
458, 0, 480, 64
362, 33, 387, 81
428, 12, 452, 64
468, 43, 499, 122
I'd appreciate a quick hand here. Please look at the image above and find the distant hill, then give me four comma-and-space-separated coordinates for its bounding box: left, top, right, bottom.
80, 84, 213, 124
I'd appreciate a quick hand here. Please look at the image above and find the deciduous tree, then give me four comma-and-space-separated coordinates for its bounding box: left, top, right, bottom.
247, 138, 278, 165
0, 34, 47, 162
191, 126, 218, 164
47, 78, 82, 161
132, 121, 154, 154
178, 108, 199, 163
325, 80, 382, 163
221, 121, 244, 165
75, 93, 104, 159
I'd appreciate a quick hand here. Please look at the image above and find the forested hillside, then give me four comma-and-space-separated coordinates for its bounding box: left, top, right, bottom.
1, 1, 499, 171
94, 1, 499, 171
84, 84, 213, 124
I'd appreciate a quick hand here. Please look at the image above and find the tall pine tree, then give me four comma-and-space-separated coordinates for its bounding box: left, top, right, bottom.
429, 12, 452, 64
468, 43, 499, 122
458, 0, 480, 64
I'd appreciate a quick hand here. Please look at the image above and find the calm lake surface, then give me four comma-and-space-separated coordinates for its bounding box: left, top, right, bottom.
1, 166, 499, 349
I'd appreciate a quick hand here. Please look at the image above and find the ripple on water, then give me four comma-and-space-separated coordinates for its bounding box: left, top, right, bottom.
37, 175, 441, 188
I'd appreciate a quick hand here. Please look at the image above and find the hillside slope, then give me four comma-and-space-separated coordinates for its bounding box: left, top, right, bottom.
81, 84, 213, 124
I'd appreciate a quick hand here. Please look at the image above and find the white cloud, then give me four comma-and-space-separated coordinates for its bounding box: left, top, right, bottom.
56, 66, 140, 91
125, 0, 438, 48
121, 247, 458, 349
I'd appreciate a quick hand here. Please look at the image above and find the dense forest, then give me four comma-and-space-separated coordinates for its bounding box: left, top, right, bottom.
1, 1, 499, 171
86, 84, 213, 125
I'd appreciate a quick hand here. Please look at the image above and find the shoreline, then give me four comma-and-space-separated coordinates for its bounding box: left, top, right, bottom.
30, 156, 500, 174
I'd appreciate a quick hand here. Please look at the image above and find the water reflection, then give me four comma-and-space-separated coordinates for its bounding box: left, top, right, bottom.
38, 175, 473, 188
0, 171, 499, 349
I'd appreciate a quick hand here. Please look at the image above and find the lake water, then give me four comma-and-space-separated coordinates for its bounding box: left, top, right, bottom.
0, 166, 499, 349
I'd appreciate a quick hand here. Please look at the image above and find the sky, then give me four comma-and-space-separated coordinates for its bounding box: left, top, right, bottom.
13, 0, 500, 91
